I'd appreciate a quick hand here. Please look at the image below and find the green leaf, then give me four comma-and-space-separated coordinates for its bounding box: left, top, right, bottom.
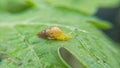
0, 0, 120, 68
95, 0, 120, 7
0, 22, 120, 68
45, 0, 98, 15
45, 0, 120, 15
0, 0, 34, 13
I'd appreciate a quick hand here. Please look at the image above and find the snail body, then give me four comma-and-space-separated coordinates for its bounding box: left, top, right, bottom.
37, 26, 70, 40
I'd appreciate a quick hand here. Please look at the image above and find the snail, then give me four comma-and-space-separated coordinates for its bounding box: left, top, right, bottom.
37, 26, 70, 41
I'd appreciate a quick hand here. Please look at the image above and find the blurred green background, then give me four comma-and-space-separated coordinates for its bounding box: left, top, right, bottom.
95, 5, 120, 43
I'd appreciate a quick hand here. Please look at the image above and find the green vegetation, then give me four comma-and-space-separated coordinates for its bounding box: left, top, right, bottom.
0, 0, 120, 68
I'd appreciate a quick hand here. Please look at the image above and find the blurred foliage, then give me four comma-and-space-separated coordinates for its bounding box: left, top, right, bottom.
0, 0, 120, 68
95, 6, 120, 43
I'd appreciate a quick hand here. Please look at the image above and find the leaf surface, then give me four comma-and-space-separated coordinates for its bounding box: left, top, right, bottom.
0, 0, 120, 68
